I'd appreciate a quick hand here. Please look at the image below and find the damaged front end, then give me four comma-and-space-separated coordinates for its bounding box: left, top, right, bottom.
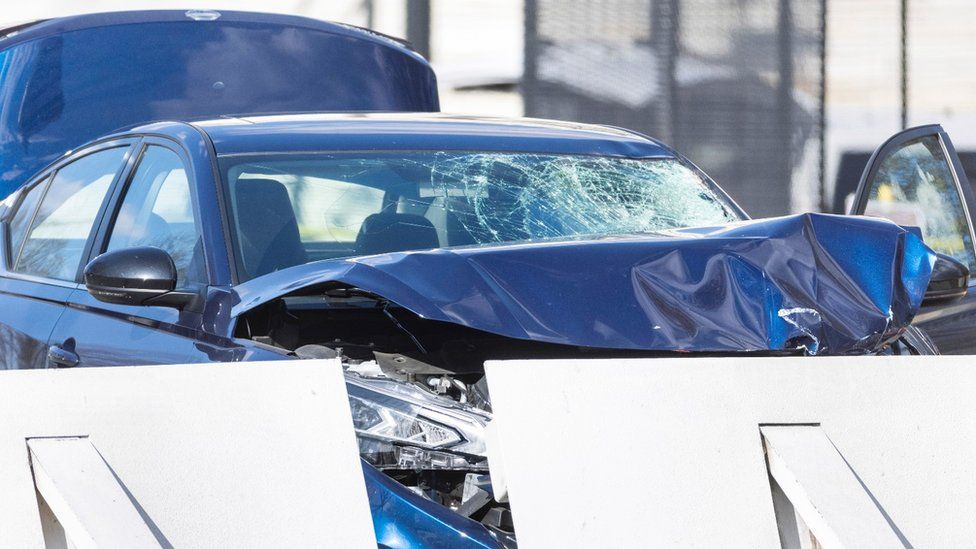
344, 363, 512, 546
230, 212, 936, 547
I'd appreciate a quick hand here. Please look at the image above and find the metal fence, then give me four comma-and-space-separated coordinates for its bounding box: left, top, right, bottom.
523, 0, 826, 217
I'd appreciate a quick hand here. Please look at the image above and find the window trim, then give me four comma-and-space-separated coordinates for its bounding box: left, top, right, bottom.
936, 135, 976, 285
3, 139, 138, 287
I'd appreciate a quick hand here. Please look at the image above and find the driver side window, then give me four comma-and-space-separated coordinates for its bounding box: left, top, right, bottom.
105, 146, 205, 287
863, 135, 976, 274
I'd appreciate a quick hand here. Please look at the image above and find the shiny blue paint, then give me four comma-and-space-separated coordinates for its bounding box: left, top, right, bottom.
0, 10, 437, 198
362, 461, 501, 549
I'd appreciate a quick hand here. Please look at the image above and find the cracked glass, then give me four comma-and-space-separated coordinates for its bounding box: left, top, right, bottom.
221, 152, 741, 280
863, 136, 976, 274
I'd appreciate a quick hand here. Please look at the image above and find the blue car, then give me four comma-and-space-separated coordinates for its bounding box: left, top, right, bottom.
0, 112, 969, 547
0, 10, 438, 198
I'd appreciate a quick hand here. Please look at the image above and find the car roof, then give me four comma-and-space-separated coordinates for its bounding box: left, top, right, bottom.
0, 10, 419, 59
177, 113, 672, 159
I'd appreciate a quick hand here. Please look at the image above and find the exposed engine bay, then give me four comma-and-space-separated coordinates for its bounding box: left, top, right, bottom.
235, 283, 551, 539
234, 283, 796, 540
233, 277, 934, 545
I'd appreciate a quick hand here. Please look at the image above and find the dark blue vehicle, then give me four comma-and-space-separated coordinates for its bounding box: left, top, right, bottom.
0, 10, 437, 198
0, 112, 967, 547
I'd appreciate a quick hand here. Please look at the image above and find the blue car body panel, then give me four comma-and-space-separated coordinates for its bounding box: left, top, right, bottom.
362, 462, 501, 549
0, 10, 438, 197
232, 213, 936, 356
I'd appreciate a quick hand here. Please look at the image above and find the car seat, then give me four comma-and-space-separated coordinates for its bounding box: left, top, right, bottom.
233, 178, 307, 278
355, 212, 440, 256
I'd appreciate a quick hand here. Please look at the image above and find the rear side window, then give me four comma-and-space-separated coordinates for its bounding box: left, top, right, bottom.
6, 176, 49, 266
15, 147, 127, 281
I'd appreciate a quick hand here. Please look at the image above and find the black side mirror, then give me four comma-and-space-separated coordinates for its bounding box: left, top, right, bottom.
922, 252, 970, 305
84, 247, 198, 310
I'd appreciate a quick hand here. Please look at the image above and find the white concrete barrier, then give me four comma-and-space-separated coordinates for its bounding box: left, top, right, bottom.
0, 360, 375, 549
5, 354, 972, 547
484, 355, 976, 548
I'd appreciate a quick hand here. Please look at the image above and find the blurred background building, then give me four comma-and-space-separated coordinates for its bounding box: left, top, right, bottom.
4, 0, 975, 217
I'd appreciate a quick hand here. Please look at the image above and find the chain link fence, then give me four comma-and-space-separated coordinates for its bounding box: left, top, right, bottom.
524, 0, 825, 217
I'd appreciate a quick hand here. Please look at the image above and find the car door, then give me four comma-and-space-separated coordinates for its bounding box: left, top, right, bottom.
851, 124, 976, 353
0, 143, 133, 369
48, 139, 242, 367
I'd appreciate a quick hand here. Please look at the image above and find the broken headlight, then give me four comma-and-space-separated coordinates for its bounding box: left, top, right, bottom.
345, 374, 490, 471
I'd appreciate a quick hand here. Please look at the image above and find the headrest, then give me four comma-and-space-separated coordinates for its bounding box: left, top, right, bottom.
233, 178, 307, 278
356, 212, 439, 256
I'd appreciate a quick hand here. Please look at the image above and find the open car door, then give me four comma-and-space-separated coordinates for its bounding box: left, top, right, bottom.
851, 124, 976, 353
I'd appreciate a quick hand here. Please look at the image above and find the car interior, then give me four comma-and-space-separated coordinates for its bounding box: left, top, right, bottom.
227, 173, 479, 280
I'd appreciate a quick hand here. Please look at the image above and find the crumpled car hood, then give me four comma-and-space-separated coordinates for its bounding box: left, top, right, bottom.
232, 213, 936, 355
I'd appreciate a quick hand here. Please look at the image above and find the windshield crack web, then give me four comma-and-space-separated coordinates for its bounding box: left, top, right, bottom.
426, 153, 736, 245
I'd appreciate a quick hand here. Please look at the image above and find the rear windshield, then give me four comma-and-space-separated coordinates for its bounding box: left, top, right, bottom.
220, 152, 741, 281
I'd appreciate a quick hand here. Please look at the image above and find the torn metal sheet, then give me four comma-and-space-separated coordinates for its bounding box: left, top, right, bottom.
233, 213, 935, 355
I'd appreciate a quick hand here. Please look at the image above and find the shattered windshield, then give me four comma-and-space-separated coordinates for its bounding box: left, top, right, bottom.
220, 152, 741, 280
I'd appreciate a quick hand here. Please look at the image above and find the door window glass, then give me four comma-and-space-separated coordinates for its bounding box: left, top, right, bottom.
16, 147, 127, 281
863, 135, 976, 274
106, 146, 204, 286
6, 176, 49, 265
